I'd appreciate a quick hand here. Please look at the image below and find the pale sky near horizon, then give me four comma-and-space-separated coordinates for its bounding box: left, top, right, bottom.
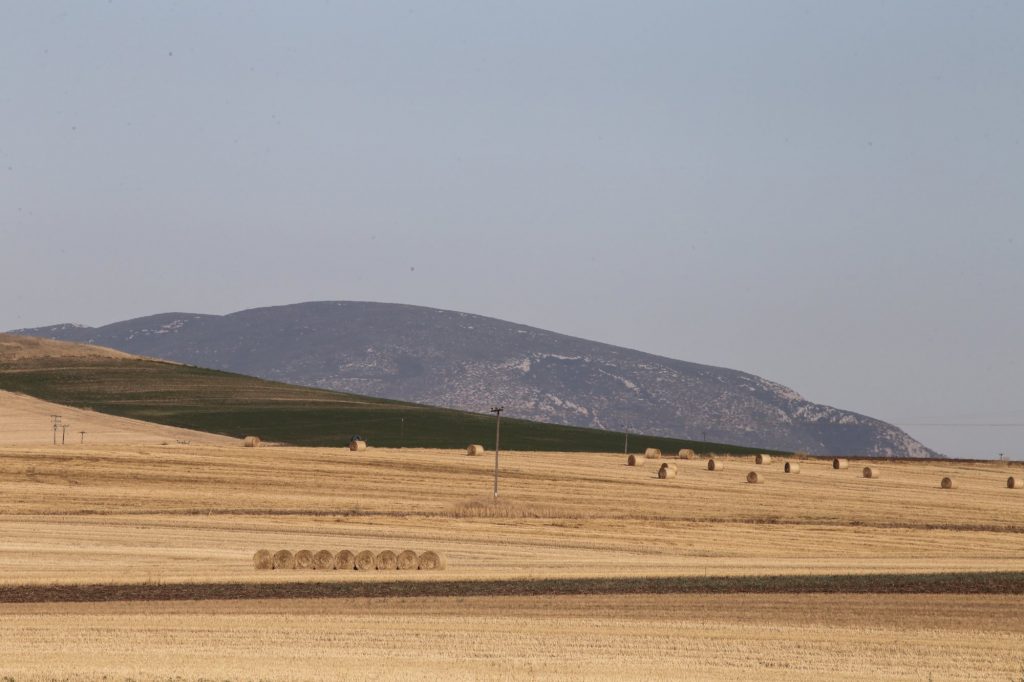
2, 2, 1022, 458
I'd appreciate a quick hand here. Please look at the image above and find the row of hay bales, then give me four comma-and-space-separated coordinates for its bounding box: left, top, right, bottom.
651, 450, 1019, 489
627, 448, 699, 467
253, 549, 445, 571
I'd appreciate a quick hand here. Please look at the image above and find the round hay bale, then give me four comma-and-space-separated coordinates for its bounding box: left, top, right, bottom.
467, 444, 485, 456
334, 549, 356, 570
375, 550, 399, 570
832, 458, 849, 470
294, 549, 314, 569
397, 550, 419, 570
271, 549, 295, 570
252, 549, 273, 570
417, 550, 447, 571
863, 467, 880, 479
644, 448, 662, 459
627, 454, 646, 466
354, 550, 376, 571
349, 439, 367, 452
707, 458, 724, 471
755, 453, 771, 465
941, 477, 956, 489
1008, 476, 1024, 490
658, 466, 677, 479
243, 436, 261, 448
678, 448, 696, 460
312, 549, 335, 570
659, 461, 678, 470
746, 471, 763, 484
784, 462, 800, 474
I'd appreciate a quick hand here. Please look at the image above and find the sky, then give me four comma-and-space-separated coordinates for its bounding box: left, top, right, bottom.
2, 1, 1022, 458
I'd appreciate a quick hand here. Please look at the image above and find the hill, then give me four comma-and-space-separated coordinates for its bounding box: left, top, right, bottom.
0, 333, 767, 454
0, 388, 236, 446
14, 301, 937, 457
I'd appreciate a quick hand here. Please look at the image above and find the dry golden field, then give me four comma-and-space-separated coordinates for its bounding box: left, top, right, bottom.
0, 389, 237, 447
1, 440, 1023, 679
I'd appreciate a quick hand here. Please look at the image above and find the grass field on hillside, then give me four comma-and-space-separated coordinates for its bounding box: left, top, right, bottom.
0, 351, 779, 454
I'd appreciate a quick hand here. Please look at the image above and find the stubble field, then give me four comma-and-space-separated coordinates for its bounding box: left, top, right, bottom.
1, 442, 1023, 680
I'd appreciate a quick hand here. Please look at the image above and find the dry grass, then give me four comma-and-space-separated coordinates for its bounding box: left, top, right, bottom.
0, 389, 236, 446
1, 441, 1023, 678
0, 594, 1021, 681
447, 496, 577, 519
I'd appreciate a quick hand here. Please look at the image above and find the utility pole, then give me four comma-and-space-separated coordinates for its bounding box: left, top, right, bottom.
80, 431, 86, 445
400, 417, 405, 443
61, 423, 70, 445
490, 406, 504, 498
51, 415, 61, 445
624, 430, 629, 454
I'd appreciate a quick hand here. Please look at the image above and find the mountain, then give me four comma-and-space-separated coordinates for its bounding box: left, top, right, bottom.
13, 301, 938, 457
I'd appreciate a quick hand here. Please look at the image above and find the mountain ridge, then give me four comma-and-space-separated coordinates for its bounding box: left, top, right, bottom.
13, 300, 938, 458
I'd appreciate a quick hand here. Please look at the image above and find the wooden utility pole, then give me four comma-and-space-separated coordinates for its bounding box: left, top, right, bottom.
490, 406, 504, 498
50, 415, 61, 445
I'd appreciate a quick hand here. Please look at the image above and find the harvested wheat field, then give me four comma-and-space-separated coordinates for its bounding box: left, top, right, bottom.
1, 442, 1023, 679
0, 389, 236, 447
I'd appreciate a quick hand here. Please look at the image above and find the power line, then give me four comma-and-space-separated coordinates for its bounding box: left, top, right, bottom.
896, 423, 1024, 427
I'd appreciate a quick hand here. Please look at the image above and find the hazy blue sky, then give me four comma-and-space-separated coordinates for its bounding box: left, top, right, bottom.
2, 2, 1022, 458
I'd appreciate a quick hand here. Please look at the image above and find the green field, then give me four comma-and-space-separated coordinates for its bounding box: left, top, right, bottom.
0, 349, 781, 454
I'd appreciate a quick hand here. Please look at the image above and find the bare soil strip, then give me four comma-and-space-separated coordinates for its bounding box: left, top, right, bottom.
3, 571, 1023, 604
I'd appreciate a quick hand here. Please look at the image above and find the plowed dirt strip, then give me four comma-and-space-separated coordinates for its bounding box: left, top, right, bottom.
0, 594, 1021, 681
1, 572, 1024, 603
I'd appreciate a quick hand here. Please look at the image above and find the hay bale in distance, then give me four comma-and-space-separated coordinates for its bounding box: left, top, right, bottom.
678, 448, 696, 460
418, 550, 447, 570
354, 550, 376, 570
467, 444, 486, 456
375, 550, 399, 570
271, 549, 295, 570
658, 463, 677, 479
349, 439, 367, 452
707, 458, 724, 471
312, 549, 334, 570
243, 436, 261, 448
755, 453, 771, 465
941, 477, 956, 489
863, 467, 880, 479
397, 550, 419, 570
627, 454, 646, 467
252, 549, 273, 570
784, 462, 800, 474
334, 549, 356, 570
833, 458, 849, 470
294, 549, 314, 569
746, 471, 763, 484
1008, 476, 1024, 490
644, 448, 662, 459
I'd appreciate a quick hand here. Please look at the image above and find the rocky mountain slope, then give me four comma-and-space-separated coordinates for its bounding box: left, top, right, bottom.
13, 301, 937, 457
